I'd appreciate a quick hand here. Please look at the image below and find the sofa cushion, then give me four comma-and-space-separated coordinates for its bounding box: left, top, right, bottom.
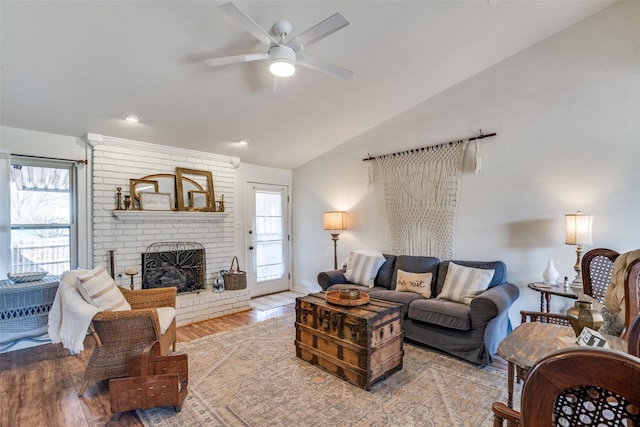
408, 298, 471, 331
395, 269, 433, 298
435, 260, 506, 296
437, 262, 494, 305
368, 289, 425, 315
391, 255, 440, 291
344, 250, 386, 287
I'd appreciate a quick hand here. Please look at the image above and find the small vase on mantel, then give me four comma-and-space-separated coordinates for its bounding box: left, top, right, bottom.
543, 260, 560, 285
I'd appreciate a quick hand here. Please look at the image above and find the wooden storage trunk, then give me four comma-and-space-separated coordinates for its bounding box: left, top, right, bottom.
295, 292, 403, 391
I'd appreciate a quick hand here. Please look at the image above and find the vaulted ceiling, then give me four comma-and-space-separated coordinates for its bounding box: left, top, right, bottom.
0, 1, 615, 169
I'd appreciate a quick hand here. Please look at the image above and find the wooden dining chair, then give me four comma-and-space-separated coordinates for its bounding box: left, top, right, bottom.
581, 248, 619, 302
492, 347, 640, 426
629, 313, 640, 357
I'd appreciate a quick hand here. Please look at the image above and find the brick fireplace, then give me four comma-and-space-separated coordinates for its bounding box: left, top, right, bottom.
87, 134, 250, 325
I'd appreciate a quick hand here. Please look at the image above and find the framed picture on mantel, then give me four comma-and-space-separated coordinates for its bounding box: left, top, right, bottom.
176, 167, 214, 211
189, 190, 208, 209
130, 178, 159, 210
139, 192, 172, 211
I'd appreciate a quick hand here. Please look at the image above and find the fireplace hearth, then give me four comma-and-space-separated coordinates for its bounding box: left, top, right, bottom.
142, 242, 206, 293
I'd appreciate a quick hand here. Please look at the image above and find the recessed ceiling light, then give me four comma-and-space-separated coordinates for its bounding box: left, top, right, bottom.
122, 112, 141, 122
238, 138, 250, 145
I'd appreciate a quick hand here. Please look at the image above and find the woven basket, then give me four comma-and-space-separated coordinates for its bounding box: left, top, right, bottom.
109, 341, 188, 421
222, 256, 247, 290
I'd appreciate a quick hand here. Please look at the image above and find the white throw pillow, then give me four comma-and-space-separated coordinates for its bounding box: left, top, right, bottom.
77, 265, 131, 311
344, 250, 386, 288
395, 269, 432, 298
437, 262, 494, 305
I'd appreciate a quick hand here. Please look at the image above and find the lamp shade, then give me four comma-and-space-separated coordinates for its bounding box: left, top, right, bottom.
565, 211, 593, 246
323, 211, 346, 231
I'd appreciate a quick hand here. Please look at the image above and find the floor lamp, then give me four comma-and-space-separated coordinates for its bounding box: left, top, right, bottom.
323, 211, 347, 270
565, 211, 593, 288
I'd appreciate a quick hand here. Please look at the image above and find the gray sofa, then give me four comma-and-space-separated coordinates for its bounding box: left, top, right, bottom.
317, 255, 519, 366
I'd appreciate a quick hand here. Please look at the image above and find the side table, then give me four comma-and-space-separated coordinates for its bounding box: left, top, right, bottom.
0, 275, 60, 352
528, 282, 578, 313
497, 322, 625, 408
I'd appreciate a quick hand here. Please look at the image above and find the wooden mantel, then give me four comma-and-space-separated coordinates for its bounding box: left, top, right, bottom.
112, 210, 229, 222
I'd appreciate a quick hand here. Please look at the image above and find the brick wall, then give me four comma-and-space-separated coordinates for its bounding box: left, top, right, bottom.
88, 135, 250, 323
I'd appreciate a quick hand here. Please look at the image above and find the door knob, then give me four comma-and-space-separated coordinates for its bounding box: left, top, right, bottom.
249, 246, 254, 250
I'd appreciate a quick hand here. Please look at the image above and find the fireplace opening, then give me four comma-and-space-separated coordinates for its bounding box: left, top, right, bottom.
142, 242, 206, 294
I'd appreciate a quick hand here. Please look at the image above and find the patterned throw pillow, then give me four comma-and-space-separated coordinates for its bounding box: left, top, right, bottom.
437, 262, 495, 304
76, 265, 131, 311
344, 250, 386, 288
395, 269, 432, 298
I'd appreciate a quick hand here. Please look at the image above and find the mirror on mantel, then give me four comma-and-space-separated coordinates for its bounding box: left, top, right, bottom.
113, 170, 227, 221
130, 173, 204, 211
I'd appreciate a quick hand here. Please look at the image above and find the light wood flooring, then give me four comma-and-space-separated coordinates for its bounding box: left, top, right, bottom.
249, 290, 307, 311
0, 304, 294, 427
0, 302, 507, 427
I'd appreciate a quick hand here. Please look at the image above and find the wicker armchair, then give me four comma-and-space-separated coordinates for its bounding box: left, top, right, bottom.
492, 347, 640, 426
520, 248, 620, 326
78, 286, 177, 397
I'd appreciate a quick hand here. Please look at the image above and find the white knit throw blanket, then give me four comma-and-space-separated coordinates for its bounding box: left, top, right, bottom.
47, 270, 101, 354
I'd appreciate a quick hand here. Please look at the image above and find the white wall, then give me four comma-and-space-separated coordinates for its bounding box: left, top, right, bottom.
291, 1, 640, 325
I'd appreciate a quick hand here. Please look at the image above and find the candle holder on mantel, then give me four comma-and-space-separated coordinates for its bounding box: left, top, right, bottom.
115, 187, 123, 210
125, 267, 139, 290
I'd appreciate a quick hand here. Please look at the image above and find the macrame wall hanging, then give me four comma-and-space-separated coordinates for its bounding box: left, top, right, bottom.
374, 141, 468, 259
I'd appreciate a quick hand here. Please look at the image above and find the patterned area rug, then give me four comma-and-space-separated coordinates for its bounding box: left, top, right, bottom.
138, 314, 519, 426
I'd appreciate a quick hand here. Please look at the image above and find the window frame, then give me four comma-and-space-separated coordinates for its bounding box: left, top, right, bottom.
9, 155, 78, 274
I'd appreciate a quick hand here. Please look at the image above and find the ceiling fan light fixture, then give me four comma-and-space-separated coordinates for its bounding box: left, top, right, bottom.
269, 46, 296, 77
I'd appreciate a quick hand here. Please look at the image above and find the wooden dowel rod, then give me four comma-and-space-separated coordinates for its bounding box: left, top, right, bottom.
363, 132, 497, 162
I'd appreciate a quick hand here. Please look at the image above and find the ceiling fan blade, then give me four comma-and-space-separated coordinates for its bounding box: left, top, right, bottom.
296, 53, 353, 80
204, 52, 268, 68
219, 2, 279, 47
286, 13, 349, 52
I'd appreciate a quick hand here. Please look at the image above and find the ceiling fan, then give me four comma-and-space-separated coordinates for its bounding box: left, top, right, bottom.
204, 2, 353, 80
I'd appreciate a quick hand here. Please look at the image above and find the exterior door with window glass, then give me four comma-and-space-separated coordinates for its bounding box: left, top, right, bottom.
9, 158, 76, 275
247, 183, 289, 297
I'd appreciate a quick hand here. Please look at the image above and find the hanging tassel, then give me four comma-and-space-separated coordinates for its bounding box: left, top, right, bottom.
474, 140, 482, 174
367, 156, 374, 185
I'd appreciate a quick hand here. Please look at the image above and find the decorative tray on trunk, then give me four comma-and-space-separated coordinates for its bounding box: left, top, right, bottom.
325, 290, 370, 306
